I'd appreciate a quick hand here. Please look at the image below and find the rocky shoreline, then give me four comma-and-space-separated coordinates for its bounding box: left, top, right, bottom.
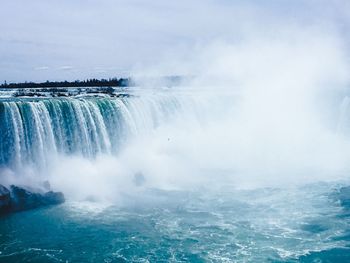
0, 184, 64, 214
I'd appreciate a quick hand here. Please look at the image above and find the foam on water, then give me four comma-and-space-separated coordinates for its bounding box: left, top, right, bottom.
1, 183, 350, 262
1, 32, 350, 261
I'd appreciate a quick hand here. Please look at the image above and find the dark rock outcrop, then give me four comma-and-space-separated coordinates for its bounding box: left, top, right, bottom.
0, 184, 64, 214
0, 185, 11, 213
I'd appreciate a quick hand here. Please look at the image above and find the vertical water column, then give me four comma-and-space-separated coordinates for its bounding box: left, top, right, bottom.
0, 94, 190, 170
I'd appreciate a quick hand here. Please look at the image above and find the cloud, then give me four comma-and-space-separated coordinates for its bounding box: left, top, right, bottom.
58, 66, 74, 71
34, 66, 49, 71
0, 0, 349, 82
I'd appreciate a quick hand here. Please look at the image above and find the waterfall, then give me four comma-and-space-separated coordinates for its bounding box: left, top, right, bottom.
2, 88, 350, 191
0, 94, 185, 170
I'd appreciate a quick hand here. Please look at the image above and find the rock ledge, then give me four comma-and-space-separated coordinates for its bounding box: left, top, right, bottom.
0, 184, 64, 214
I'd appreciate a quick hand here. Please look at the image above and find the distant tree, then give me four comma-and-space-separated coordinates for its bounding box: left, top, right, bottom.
0, 77, 131, 89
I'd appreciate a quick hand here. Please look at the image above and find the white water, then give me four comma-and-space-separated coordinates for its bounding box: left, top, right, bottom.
1, 32, 350, 203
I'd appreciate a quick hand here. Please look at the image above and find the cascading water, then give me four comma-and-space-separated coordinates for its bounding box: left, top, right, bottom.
0, 93, 187, 172
1, 88, 350, 187
1, 87, 350, 262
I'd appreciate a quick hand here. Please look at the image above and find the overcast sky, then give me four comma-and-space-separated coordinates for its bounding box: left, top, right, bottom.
0, 0, 349, 82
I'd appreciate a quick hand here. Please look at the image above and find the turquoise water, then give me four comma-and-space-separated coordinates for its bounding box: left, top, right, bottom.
1, 91, 350, 262
1, 184, 350, 262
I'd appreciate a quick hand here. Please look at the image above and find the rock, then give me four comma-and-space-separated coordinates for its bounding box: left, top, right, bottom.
133, 172, 146, 186
42, 180, 51, 191
10, 185, 65, 212
43, 191, 65, 205
0, 185, 11, 212
0, 184, 65, 214
10, 185, 44, 211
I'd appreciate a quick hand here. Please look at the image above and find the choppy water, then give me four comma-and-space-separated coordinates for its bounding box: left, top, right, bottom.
2, 88, 350, 262
1, 183, 350, 262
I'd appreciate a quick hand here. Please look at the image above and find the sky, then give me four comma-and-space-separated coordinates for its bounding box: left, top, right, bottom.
0, 0, 349, 82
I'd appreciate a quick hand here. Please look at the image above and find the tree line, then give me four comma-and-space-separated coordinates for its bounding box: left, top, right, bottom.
0, 78, 131, 89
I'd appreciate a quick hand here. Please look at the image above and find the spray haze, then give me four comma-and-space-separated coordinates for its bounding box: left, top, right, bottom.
4, 3, 350, 262
38, 29, 350, 201
2, 1, 350, 202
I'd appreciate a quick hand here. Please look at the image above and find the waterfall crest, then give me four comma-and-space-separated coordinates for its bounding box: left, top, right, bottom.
0, 95, 183, 169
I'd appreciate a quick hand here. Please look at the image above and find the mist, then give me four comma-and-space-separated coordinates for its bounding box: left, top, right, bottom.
2, 1, 350, 203
4, 2, 350, 262
26, 29, 348, 202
